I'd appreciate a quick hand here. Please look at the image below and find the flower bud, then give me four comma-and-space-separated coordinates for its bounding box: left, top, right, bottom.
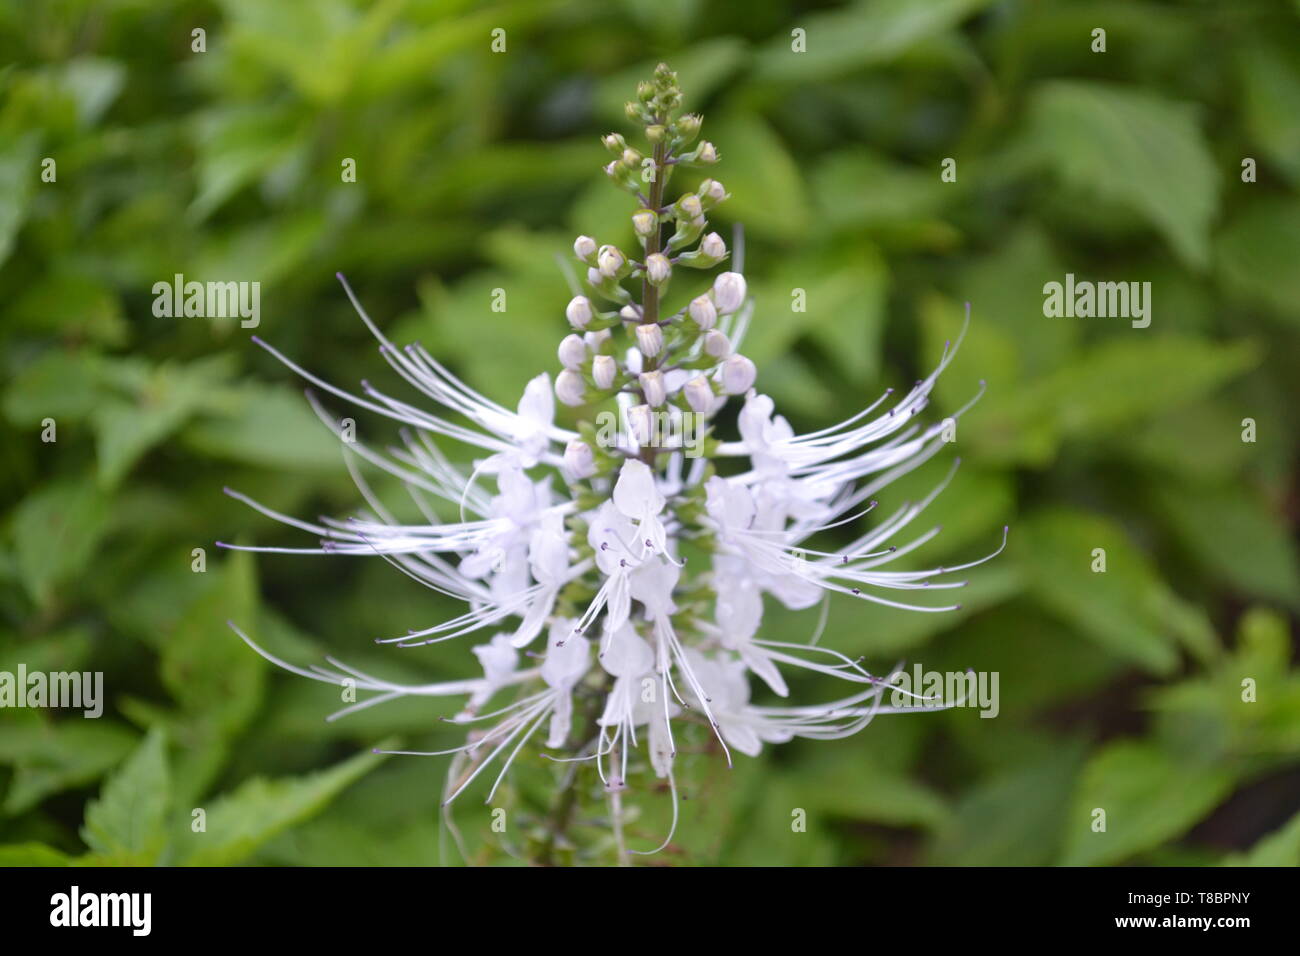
637, 81, 655, 103
624, 101, 644, 123
597, 244, 625, 278
712, 271, 746, 314
635, 323, 664, 358
676, 113, 702, 144
573, 235, 597, 262
627, 404, 653, 447
689, 294, 717, 330
592, 354, 617, 390
698, 141, 718, 163
703, 329, 731, 359
555, 369, 586, 407
632, 210, 657, 238
619, 304, 640, 322
646, 124, 666, 144
621, 148, 642, 167
564, 439, 597, 479
678, 194, 704, 222
700, 232, 726, 260
640, 370, 667, 407
566, 295, 593, 329
645, 253, 671, 285
601, 133, 627, 154
584, 328, 611, 351
558, 334, 587, 371
684, 375, 716, 415
721, 355, 757, 395
698, 178, 728, 208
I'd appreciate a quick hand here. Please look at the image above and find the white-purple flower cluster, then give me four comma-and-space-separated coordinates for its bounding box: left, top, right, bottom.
222, 64, 1003, 851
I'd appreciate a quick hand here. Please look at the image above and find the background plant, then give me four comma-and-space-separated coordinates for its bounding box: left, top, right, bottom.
1, 0, 1298, 866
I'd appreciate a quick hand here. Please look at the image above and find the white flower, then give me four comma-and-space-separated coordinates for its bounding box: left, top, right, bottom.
558, 334, 587, 370
684, 375, 719, 416
564, 438, 597, 479
626, 403, 653, 448
703, 329, 731, 358
721, 354, 757, 394
688, 293, 717, 330
598, 244, 625, 278
712, 271, 746, 313
566, 295, 593, 329
632, 210, 657, 237
612, 458, 667, 556
554, 368, 586, 407
635, 323, 663, 357
645, 253, 671, 285
541, 620, 591, 747
640, 370, 667, 407
222, 81, 1002, 858
592, 354, 617, 390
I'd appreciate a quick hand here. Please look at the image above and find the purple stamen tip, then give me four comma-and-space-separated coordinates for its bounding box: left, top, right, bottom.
250, 335, 264, 345
214, 541, 229, 548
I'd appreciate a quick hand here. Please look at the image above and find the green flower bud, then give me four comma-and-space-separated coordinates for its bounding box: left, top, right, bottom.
675, 114, 702, 144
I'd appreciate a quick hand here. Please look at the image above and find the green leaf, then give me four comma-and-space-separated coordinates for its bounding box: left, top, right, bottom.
92, 358, 232, 489
0, 843, 73, 866
160, 548, 264, 735
1018, 509, 1212, 675
1236, 38, 1300, 189
971, 337, 1257, 466
176, 746, 389, 866
1027, 82, 1218, 268
811, 151, 950, 232
1215, 197, 1300, 325
189, 106, 305, 221
1062, 740, 1236, 866
80, 728, 170, 864
705, 116, 809, 240
0, 132, 39, 269
755, 0, 994, 82
1222, 809, 1300, 866
784, 751, 949, 828
2, 350, 105, 425
0, 722, 139, 815
929, 739, 1086, 866
10, 478, 111, 607
182, 384, 344, 471
1153, 482, 1300, 610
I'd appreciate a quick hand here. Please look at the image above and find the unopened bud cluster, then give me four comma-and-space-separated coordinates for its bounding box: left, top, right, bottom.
556, 64, 753, 478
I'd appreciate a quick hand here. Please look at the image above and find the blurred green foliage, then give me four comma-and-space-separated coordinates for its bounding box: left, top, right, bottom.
2, 0, 1298, 866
